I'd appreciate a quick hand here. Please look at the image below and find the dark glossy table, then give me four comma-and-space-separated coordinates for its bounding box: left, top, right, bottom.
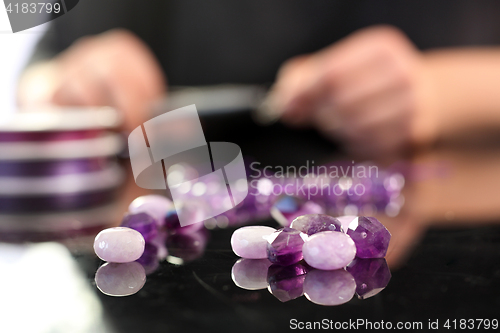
1, 118, 500, 333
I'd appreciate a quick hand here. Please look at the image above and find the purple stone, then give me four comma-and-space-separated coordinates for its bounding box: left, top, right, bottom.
120, 212, 158, 241
336, 215, 357, 231
346, 217, 391, 258
166, 229, 209, 263
165, 210, 204, 234
302, 231, 356, 270
270, 196, 324, 227
267, 263, 310, 302
267, 227, 306, 266
231, 226, 277, 259
303, 269, 356, 306
128, 195, 172, 226
94, 227, 145, 263
135, 243, 160, 275
346, 258, 391, 299
290, 214, 343, 235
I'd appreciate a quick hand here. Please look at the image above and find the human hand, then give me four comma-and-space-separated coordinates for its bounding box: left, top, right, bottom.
18, 29, 166, 132
266, 26, 433, 158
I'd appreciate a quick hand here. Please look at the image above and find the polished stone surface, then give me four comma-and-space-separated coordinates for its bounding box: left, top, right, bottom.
290, 214, 343, 235
302, 231, 356, 270
266, 227, 305, 265
94, 227, 145, 263
346, 216, 391, 258
231, 226, 277, 259
128, 195, 173, 226
120, 212, 158, 241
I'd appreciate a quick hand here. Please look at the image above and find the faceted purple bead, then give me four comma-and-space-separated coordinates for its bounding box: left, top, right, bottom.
267, 263, 310, 302
266, 227, 306, 266
270, 196, 324, 227
346, 258, 391, 299
346, 216, 391, 258
120, 212, 158, 241
290, 214, 343, 235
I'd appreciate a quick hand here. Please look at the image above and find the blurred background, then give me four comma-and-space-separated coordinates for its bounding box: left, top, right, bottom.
1, 1, 500, 332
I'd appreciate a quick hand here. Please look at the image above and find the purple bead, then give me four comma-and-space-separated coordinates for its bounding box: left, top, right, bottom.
346, 216, 391, 258
270, 196, 324, 227
94, 227, 145, 263
120, 212, 158, 241
267, 227, 306, 266
346, 258, 391, 299
136, 243, 160, 275
302, 231, 356, 270
165, 211, 204, 234
231, 226, 277, 259
267, 263, 310, 302
303, 269, 356, 306
128, 195, 173, 226
290, 214, 343, 235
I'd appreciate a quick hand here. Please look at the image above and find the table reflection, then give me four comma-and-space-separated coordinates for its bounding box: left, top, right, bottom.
95, 262, 147, 297
232, 258, 391, 306
0, 142, 500, 331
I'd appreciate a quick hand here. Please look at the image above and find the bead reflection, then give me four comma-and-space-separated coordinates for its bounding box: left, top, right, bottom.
346, 258, 391, 299
267, 263, 310, 302
231, 257, 391, 306
304, 269, 356, 306
95, 262, 146, 297
231, 258, 272, 290
166, 229, 208, 264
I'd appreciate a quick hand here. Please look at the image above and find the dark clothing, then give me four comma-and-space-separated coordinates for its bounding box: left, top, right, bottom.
33, 0, 500, 86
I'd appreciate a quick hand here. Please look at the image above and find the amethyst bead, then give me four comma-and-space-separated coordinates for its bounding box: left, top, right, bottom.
120, 212, 158, 241
290, 214, 343, 236
346, 258, 391, 299
302, 231, 356, 270
345, 216, 391, 258
128, 195, 173, 226
266, 227, 306, 266
231, 226, 276, 259
270, 196, 324, 227
165, 210, 204, 234
94, 227, 145, 263
303, 269, 356, 306
136, 243, 160, 275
